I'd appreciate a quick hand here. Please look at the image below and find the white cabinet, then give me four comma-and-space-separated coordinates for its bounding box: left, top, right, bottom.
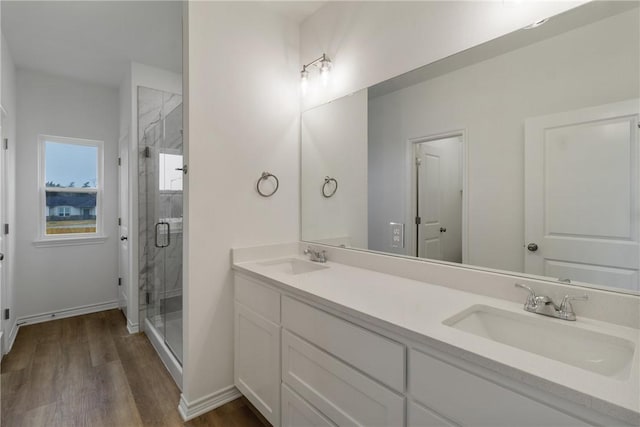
282, 296, 405, 392
235, 273, 280, 323
408, 347, 593, 427
234, 271, 625, 427
281, 330, 405, 427
408, 401, 458, 427
234, 274, 281, 426
281, 384, 336, 427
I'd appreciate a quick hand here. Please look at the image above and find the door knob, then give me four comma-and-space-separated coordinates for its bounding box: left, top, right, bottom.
440, 227, 447, 233
120, 236, 128, 241
527, 243, 538, 252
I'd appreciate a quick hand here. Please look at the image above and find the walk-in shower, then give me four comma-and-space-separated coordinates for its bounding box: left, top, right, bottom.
138, 86, 183, 380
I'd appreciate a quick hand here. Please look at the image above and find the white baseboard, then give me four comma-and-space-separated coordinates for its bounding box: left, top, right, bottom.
178, 385, 242, 421
6, 321, 18, 354
127, 319, 139, 334
15, 300, 119, 327
144, 317, 182, 390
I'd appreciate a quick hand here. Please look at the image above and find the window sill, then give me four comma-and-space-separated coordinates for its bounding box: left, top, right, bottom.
33, 235, 108, 248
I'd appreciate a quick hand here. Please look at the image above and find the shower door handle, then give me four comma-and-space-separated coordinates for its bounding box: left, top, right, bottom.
155, 222, 171, 248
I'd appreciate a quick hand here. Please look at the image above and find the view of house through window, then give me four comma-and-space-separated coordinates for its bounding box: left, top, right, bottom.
42, 137, 102, 235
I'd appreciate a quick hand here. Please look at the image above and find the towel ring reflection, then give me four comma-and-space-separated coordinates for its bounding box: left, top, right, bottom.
322, 176, 338, 198
256, 172, 279, 197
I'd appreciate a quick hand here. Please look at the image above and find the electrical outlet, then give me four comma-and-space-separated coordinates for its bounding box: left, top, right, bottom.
390, 222, 404, 249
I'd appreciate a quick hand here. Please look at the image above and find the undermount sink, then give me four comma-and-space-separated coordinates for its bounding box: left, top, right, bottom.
259, 258, 329, 275
443, 305, 635, 380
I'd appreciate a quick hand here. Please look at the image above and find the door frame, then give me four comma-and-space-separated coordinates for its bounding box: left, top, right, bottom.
0, 106, 6, 353
406, 129, 468, 263
117, 134, 129, 314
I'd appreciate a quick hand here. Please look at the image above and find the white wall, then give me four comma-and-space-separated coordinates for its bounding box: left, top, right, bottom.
15, 69, 119, 320
368, 9, 639, 273
1, 32, 17, 351
301, 89, 367, 248
179, 0, 597, 415
119, 61, 182, 332
183, 1, 299, 411
300, 1, 585, 110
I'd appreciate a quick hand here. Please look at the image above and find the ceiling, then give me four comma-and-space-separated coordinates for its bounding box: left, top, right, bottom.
2, 1, 183, 88
1, 1, 326, 89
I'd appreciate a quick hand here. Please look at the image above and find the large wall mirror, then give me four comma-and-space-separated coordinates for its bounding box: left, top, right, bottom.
301, 1, 640, 295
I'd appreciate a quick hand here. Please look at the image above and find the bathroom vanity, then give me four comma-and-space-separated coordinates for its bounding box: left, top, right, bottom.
232, 243, 639, 427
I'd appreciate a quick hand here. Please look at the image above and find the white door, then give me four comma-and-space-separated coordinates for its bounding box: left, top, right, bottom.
416, 138, 463, 262
417, 142, 443, 259
525, 99, 639, 292
118, 136, 129, 311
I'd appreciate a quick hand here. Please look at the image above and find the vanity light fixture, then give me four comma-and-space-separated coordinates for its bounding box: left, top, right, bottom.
300, 53, 332, 88
523, 17, 549, 29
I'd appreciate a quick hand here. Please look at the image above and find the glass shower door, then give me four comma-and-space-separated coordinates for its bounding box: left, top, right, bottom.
141, 86, 183, 365
144, 119, 164, 339
158, 103, 183, 363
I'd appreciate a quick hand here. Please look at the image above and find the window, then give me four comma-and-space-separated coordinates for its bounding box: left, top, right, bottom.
159, 152, 183, 191
57, 206, 71, 217
38, 135, 104, 243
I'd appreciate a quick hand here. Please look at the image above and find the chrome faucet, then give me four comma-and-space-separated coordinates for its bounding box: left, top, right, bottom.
304, 247, 327, 263
515, 283, 588, 321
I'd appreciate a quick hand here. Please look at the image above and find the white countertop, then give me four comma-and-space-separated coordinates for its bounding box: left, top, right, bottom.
233, 254, 640, 424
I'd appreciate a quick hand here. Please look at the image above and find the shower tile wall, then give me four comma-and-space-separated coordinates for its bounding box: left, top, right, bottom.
138, 86, 183, 329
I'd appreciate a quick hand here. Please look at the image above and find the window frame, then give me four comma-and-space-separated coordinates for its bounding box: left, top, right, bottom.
36, 135, 106, 246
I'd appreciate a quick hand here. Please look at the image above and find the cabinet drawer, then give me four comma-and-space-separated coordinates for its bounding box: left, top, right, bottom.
408, 401, 458, 427
282, 330, 404, 427
281, 384, 336, 427
234, 273, 280, 324
282, 296, 405, 391
409, 348, 592, 427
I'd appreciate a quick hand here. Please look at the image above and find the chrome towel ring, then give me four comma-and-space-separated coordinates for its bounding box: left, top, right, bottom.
257, 172, 279, 197
322, 176, 338, 198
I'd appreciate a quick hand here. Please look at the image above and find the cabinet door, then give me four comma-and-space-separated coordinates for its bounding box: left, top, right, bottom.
234, 302, 280, 426
282, 384, 337, 427
235, 273, 280, 323
282, 330, 404, 427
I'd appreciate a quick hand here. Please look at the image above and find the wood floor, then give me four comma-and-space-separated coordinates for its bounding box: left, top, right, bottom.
1, 309, 266, 427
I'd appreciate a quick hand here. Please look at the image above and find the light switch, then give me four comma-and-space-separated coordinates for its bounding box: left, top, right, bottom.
390, 222, 404, 248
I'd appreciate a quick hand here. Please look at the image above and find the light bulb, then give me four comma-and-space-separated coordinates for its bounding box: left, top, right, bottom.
319, 58, 331, 85
320, 58, 332, 73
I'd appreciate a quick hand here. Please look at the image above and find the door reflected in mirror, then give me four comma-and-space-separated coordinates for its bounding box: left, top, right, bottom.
414, 135, 462, 263
300, 1, 640, 294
